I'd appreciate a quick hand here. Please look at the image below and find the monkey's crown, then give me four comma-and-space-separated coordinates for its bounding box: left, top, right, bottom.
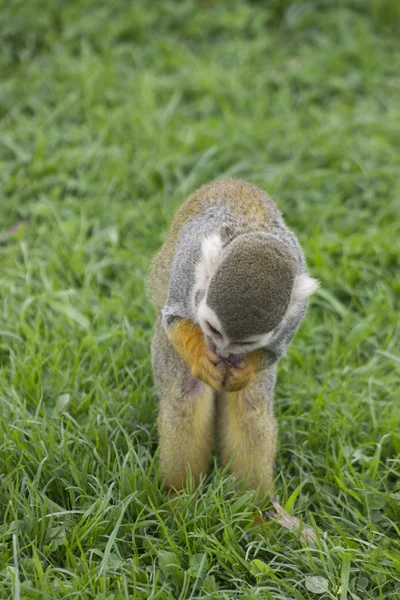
207, 232, 297, 340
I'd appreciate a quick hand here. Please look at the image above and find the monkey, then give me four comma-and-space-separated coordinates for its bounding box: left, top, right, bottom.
148, 178, 318, 497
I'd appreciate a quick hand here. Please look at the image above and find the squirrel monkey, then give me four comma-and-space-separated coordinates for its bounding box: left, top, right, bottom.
149, 178, 318, 496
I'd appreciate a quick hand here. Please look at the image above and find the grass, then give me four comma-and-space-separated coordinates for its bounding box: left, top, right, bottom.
1, 0, 400, 597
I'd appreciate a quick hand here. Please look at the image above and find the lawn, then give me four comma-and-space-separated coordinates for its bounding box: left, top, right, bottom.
1, 0, 400, 598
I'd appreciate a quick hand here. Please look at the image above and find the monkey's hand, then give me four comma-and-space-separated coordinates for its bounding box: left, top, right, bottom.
223, 350, 263, 392
191, 347, 226, 391
223, 361, 255, 392
168, 319, 226, 390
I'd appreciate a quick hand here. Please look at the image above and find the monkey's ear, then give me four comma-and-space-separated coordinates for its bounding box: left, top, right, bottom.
291, 273, 319, 303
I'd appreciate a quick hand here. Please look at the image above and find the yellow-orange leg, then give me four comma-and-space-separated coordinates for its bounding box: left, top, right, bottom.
217, 367, 278, 499
152, 318, 216, 491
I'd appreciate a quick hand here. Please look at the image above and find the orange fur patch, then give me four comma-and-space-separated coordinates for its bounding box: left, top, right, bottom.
168, 320, 205, 366
168, 319, 226, 390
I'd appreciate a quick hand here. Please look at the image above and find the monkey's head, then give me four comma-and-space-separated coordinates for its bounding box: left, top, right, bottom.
194, 232, 318, 359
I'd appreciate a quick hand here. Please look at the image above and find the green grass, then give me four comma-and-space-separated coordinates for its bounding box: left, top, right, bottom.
1, 0, 400, 597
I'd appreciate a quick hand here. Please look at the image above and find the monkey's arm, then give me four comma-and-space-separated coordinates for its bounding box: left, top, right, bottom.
168, 320, 226, 390
161, 221, 226, 390
261, 301, 307, 366
161, 217, 208, 330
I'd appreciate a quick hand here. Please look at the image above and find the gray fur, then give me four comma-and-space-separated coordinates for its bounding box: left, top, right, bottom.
149, 178, 316, 494
207, 233, 297, 340
161, 216, 215, 330
160, 179, 310, 367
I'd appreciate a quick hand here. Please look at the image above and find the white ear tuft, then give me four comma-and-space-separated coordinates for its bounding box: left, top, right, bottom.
195, 234, 223, 288
191, 234, 224, 316
291, 274, 319, 303
202, 234, 223, 275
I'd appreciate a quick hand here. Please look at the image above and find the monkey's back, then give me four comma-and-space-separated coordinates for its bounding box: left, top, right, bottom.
148, 178, 284, 309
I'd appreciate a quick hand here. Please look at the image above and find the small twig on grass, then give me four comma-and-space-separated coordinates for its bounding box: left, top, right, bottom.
264, 498, 318, 545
